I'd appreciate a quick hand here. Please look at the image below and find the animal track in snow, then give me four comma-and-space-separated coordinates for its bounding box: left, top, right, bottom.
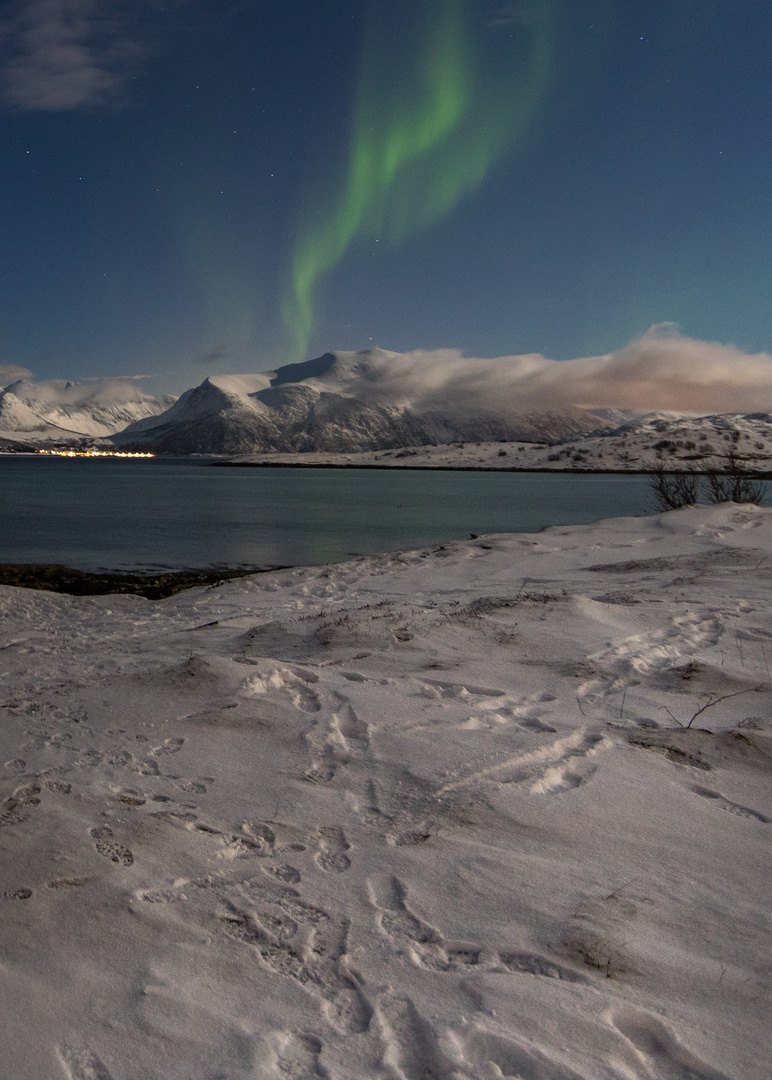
370, 876, 485, 973
460, 691, 558, 733
333, 702, 370, 749
370, 875, 445, 966
242, 665, 321, 713
611, 1008, 732, 1080
57, 1045, 114, 1080
518, 714, 558, 732
497, 951, 588, 983
313, 826, 351, 873
420, 679, 507, 703
89, 825, 134, 866
578, 612, 724, 702
529, 759, 598, 794
1, 887, 32, 900
691, 785, 770, 823
304, 702, 370, 784
211, 820, 308, 862
47, 877, 89, 890
438, 727, 610, 795
371, 875, 586, 983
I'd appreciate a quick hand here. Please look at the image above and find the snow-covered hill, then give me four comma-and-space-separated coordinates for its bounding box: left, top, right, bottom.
223, 411, 772, 473
525, 411, 772, 472
0, 379, 176, 441
112, 349, 610, 454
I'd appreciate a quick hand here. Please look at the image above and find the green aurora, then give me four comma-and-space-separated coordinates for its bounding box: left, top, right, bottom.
283, 0, 556, 359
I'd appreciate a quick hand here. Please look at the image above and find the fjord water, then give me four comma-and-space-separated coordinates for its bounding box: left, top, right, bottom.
1, 456, 651, 572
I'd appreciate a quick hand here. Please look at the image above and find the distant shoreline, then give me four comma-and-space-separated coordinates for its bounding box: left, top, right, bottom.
211, 460, 653, 474
8, 451, 763, 476
209, 459, 772, 478
0, 563, 287, 599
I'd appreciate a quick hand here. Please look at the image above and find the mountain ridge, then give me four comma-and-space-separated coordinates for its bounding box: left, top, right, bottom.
111, 349, 610, 453
6, 348, 770, 458
0, 378, 176, 439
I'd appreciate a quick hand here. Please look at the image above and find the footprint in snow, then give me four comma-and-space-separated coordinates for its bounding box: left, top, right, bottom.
273, 1032, 325, 1079
691, 785, 770, 823
57, 1046, 114, 1080
152, 737, 185, 756
0, 782, 41, 826
89, 825, 134, 866
611, 1007, 732, 1080
313, 826, 351, 873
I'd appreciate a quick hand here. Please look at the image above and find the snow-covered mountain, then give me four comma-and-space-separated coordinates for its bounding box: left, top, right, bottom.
533, 410, 772, 470
0, 378, 177, 440
112, 349, 610, 454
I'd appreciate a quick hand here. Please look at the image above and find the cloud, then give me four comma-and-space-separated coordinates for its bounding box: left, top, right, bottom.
0, 361, 34, 386
196, 348, 234, 370
80, 372, 155, 380
552, 327, 772, 414
0, 0, 180, 111
338, 327, 772, 416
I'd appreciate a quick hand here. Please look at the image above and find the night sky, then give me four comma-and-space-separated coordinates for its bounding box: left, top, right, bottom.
1, 0, 770, 395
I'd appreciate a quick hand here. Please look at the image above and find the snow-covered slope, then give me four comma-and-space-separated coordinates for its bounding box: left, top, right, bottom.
113, 350, 609, 454
0, 505, 770, 1078
0, 391, 50, 433
533, 411, 772, 470
223, 411, 772, 474
0, 379, 176, 440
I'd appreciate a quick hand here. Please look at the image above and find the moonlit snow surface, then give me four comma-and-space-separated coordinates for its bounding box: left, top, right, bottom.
1, 505, 770, 1078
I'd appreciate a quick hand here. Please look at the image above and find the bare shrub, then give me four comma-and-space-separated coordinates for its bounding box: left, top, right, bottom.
705, 447, 767, 505
648, 467, 700, 510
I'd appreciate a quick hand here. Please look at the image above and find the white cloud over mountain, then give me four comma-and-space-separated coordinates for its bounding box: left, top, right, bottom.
336, 327, 772, 415
0, 361, 33, 384
550, 326, 772, 413
3, 328, 771, 451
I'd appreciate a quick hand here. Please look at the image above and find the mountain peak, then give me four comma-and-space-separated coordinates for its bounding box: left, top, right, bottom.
270, 353, 337, 387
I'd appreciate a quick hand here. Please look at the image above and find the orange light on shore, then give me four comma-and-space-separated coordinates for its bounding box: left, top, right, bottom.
36, 449, 155, 458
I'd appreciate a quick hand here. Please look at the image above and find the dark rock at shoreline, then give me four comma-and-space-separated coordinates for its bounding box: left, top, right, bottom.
0, 564, 278, 600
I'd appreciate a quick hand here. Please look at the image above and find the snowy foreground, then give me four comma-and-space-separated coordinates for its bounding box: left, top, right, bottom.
1, 505, 771, 1080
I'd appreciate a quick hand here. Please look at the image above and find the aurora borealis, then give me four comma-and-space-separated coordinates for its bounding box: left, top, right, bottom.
1, 1, 770, 392
284, 0, 553, 358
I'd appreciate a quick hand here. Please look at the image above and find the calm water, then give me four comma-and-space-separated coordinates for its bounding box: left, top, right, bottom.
0, 456, 652, 572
